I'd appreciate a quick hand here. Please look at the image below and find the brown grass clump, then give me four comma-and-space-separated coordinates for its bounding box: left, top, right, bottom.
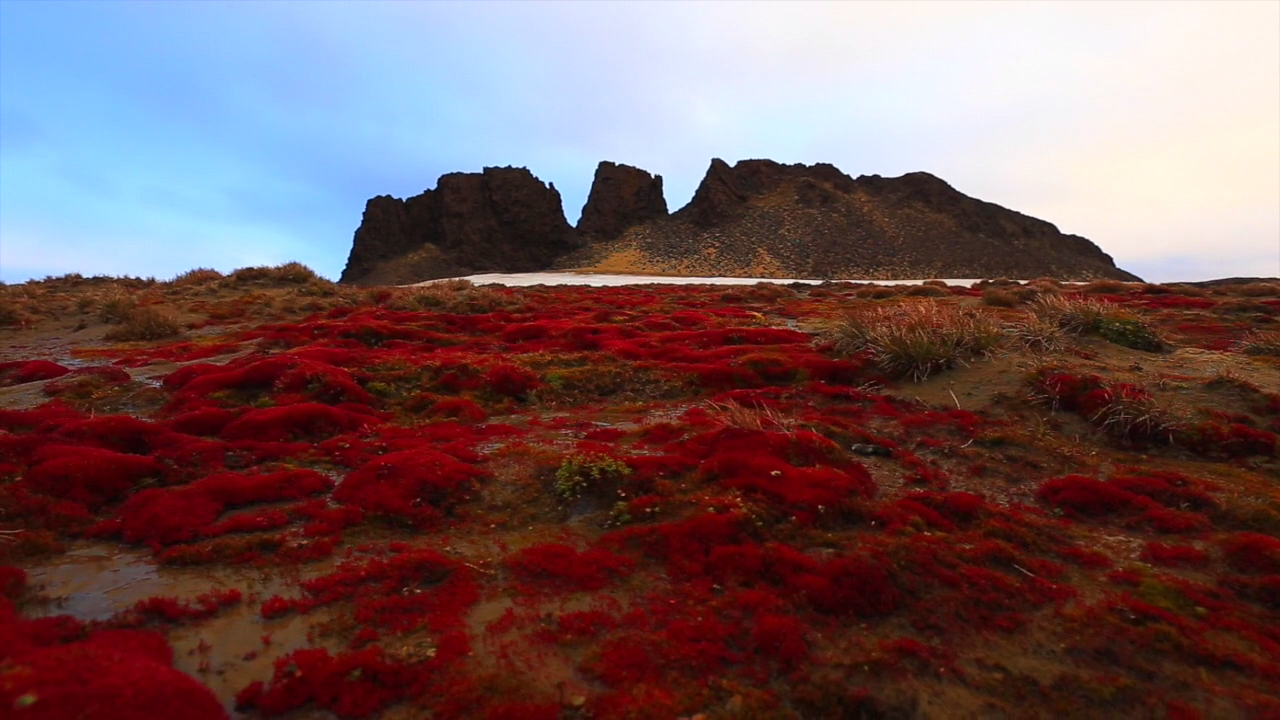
706, 399, 797, 433
103, 305, 183, 341
1006, 315, 1066, 352
1080, 279, 1132, 295
228, 262, 326, 286
1087, 386, 1178, 444
385, 281, 511, 314
903, 284, 949, 298
854, 285, 901, 300
1234, 281, 1280, 297
96, 290, 139, 324
982, 288, 1022, 307
1238, 330, 1280, 357
1031, 295, 1111, 334
1029, 277, 1063, 288
824, 301, 1003, 381
168, 268, 225, 287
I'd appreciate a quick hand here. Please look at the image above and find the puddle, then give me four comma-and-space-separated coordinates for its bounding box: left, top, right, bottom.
25, 545, 165, 620
20, 542, 343, 716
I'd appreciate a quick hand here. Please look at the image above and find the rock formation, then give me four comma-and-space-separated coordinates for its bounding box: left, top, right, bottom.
339, 158, 1140, 285
576, 162, 667, 240
339, 166, 578, 286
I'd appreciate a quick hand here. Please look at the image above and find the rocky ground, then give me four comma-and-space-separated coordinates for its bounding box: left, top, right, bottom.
2, 267, 1279, 719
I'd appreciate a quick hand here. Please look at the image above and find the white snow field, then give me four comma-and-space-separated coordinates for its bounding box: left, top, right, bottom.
415, 272, 1002, 288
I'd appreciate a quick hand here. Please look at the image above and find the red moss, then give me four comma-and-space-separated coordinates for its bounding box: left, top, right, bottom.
1036, 475, 1155, 518
1177, 422, 1278, 458
113, 589, 243, 627
482, 363, 541, 398
1057, 545, 1115, 569
0, 640, 227, 720
505, 543, 635, 591
55, 415, 176, 455
0, 565, 26, 598
801, 555, 903, 618
425, 397, 488, 422
0, 359, 70, 386
1221, 533, 1280, 574
1107, 471, 1217, 511
202, 508, 293, 537
219, 402, 374, 442
167, 407, 240, 436
1221, 575, 1280, 610
1140, 542, 1210, 568
192, 469, 333, 506
333, 449, 483, 526
115, 487, 225, 545
752, 613, 809, 664
23, 446, 163, 510
606, 512, 746, 577
235, 647, 419, 718
108, 469, 332, 546
1136, 507, 1212, 534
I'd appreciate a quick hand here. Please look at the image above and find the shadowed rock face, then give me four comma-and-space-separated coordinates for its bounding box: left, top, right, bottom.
340, 158, 1140, 284
577, 162, 668, 240
339, 166, 578, 286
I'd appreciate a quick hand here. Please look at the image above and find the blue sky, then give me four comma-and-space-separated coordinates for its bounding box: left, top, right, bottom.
2, 1, 1277, 284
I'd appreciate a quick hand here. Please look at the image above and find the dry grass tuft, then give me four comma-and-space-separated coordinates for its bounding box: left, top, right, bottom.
1235, 282, 1280, 297
1080, 279, 1132, 295
1086, 386, 1178, 444
853, 285, 901, 300
168, 268, 225, 286
96, 291, 139, 324
228, 262, 326, 286
823, 301, 1003, 381
706, 399, 797, 433
1006, 315, 1066, 353
1238, 330, 1280, 357
385, 281, 510, 314
103, 305, 183, 341
1031, 295, 1111, 335
981, 288, 1022, 307
903, 284, 949, 297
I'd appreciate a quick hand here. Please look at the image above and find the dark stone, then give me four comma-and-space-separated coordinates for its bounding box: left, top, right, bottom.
577, 162, 668, 240
341, 158, 1143, 285
339, 166, 578, 286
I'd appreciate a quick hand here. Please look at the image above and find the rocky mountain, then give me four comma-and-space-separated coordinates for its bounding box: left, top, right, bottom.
339, 159, 1140, 285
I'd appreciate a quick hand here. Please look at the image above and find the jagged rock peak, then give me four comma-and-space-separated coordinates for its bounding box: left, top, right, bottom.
339, 165, 576, 286
681, 158, 859, 226
577, 162, 668, 240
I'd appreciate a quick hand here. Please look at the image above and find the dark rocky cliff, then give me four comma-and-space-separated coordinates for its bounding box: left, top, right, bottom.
340, 159, 1140, 284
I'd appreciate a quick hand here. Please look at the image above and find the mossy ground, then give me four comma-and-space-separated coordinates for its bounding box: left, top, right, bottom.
2, 272, 1279, 718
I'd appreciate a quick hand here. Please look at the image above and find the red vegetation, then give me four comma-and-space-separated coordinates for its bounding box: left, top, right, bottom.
0, 360, 70, 386
235, 648, 418, 719
1036, 475, 1156, 518
263, 549, 478, 634
1140, 542, 1210, 568
505, 543, 635, 591
107, 469, 333, 546
333, 449, 483, 526
219, 402, 374, 442
5, 280, 1280, 715
23, 446, 163, 510
0, 640, 228, 720
1221, 533, 1280, 575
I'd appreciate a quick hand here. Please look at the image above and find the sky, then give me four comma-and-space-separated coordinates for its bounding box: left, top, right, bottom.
1, 1, 1277, 284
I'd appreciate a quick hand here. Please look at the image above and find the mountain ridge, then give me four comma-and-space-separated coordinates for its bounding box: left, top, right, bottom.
339, 159, 1140, 285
